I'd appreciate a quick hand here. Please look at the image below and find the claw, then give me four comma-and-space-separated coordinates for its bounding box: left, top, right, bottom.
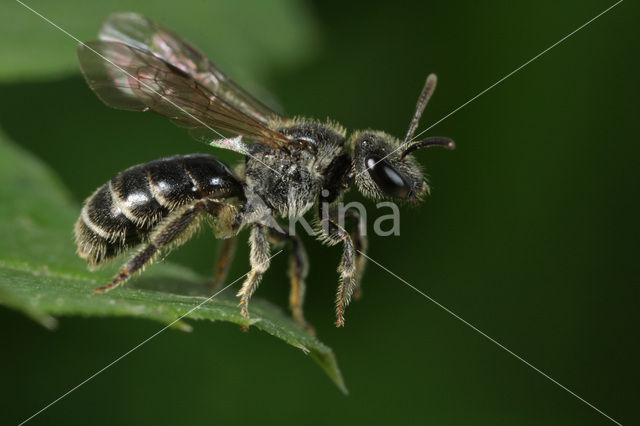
93, 271, 128, 294
238, 298, 250, 319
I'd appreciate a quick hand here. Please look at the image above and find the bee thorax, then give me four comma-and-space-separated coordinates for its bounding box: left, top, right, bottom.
244, 121, 347, 219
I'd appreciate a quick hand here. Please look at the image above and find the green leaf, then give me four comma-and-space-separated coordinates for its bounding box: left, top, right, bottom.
0, 130, 346, 393
1, 0, 319, 82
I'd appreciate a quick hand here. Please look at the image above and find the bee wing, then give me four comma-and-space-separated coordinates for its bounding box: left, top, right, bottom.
98, 12, 280, 125
77, 40, 292, 153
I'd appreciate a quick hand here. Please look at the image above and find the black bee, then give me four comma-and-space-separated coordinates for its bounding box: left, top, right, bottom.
74, 12, 455, 328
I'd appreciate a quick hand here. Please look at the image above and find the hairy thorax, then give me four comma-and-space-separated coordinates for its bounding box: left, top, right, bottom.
244, 120, 347, 219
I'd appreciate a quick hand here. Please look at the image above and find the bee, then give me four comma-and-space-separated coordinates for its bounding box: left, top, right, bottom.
74, 12, 455, 329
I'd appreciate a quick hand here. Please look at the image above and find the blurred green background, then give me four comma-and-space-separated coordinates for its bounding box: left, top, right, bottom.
1, 0, 638, 424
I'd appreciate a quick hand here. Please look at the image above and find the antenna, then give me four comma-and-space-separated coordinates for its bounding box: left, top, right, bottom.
403, 73, 438, 147
401, 136, 456, 159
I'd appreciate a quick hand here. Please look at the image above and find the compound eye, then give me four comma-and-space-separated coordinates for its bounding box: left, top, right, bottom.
365, 155, 410, 198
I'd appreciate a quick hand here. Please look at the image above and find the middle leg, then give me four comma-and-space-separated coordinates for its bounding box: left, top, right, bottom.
269, 228, 311, 330
207, 236, 238, 290
236, 224, 270, 319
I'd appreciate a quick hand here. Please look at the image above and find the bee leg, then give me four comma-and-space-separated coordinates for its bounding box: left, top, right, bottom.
207, 236, 238, 290
345, 210, 368, 300
269, 229, 313, 333
236, 224, 270, 321
287, 236, 312, 332
94, 201, 206, 293
318, 205, 356, 327
335, 232, 356, 328
93, 244, 159, 293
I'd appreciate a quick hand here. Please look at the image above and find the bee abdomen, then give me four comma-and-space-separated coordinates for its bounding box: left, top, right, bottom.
75, 182, 145, 267
75, 154, 243, 267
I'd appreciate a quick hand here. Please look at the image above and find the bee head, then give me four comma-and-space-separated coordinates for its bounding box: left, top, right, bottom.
349, 74, 455, 203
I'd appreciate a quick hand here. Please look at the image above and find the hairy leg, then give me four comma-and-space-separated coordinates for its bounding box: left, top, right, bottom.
345, 210, 368, 300
94, 201, 206, 293
208, 236, 238, 290
269, 229, 311, 331
318, 204, 357, 327
236, 224, 270, 318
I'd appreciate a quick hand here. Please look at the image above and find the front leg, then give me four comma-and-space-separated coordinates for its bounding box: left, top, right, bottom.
318, 203, 357, 327
236, 224, 270, 319
345, 209, 368, 300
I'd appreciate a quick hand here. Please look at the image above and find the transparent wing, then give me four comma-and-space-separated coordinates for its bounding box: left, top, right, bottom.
77, 40, 291, 152
98, 12, 280, 125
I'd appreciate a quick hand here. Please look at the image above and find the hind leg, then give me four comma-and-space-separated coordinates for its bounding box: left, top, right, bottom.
94, 200, 213, 293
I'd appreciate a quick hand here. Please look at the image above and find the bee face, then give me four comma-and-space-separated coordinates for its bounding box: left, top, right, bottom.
350, 131, 427, 203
